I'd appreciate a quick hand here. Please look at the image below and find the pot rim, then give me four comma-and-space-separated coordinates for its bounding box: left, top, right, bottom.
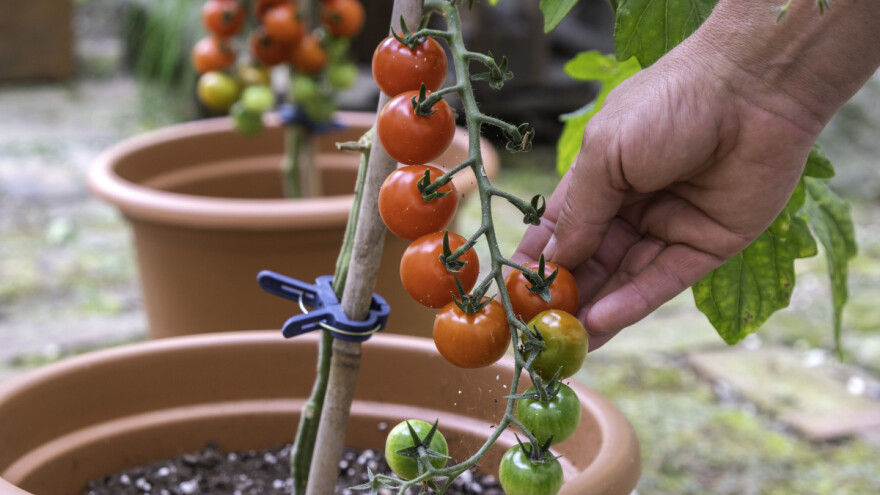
87, 112, 496, 231
0, 332, 639, 495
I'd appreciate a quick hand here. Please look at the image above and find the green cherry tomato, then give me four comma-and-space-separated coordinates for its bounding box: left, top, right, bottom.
241, 85, 275, 113
327, 61, 358, 90
515, 383, 581, 445
384, 420, 448, 480
293, 75, 318, 102
498, 444, 563, 495
197, 71, 239, 112
527, 310, 588, 381
230, 101, 263, 135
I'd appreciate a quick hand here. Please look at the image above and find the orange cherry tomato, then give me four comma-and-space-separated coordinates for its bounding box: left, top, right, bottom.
263, 3, 304, 44
291, 34, 327, 74
400, 232, 479, 309
378, 165, 459, 241
202, 0, 245, 38
254, 0, 286, 18
321, 0, 365, 38
377, 90, 456, 165
192, 36, 236, 74
372, 36, 448, 97
433, 299, 510, 368
249, 29, 291, 66
504, 261, 579, 324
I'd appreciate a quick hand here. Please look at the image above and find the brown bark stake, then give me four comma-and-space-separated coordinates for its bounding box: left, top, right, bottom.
304, 2, 425, 494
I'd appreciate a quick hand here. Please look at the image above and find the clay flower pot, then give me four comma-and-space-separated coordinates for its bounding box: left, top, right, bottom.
0, 332, 639, 495
88, 112, 498, 339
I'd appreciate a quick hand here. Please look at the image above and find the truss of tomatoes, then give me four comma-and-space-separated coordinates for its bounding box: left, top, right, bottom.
191, 0, 364, 124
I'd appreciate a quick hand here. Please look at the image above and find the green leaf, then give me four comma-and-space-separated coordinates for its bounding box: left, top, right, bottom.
803, 178, 857, 354
803, 143, 835, 179
614, 0, 717, 67
540, 0, 579, 33
693, 180, 818, 344
556, 52, 640, 175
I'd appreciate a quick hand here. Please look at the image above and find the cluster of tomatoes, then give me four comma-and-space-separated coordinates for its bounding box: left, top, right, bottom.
372, 30, 587, 495
192, 0, 364, 132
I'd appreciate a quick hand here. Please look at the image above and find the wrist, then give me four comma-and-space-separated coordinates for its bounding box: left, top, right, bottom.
680, 0, 880, 131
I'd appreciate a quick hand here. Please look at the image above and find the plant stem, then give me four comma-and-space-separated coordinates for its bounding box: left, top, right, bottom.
304, 2, 425, 494
282, 125, 303, 199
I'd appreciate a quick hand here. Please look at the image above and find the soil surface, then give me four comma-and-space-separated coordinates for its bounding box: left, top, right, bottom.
83, 443, 503, 495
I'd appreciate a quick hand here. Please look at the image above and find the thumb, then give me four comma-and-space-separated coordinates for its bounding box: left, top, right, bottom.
545, 132, 627, 269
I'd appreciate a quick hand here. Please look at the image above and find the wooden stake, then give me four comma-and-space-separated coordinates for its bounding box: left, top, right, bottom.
304, 2, 425, 494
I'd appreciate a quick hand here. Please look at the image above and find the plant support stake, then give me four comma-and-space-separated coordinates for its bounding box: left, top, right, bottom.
304, 2, 425, 494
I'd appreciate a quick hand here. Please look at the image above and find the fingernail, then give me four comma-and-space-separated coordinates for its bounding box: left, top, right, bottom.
542, 234, 557, 261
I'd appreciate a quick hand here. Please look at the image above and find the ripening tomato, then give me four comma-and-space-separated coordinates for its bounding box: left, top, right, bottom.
384, 420, 448, 480
291, 34, 327, 74
378, 165, 459, 241
377, 90, 456, 165
505, 261, 579, 324
527, 310, 588, 381
372, 36, 448, 97
263, 3, 304, 44
433, 299, 509, 368
498, 444, 563, 495
249, 29, 291, 66
400, 232, 479, 309
192, 36, 236, 74
321, 0, 365, 38
236, 64, 271, 87
515, 383, 581, 445
197, 71, 239, 111
201, 0, 245, 38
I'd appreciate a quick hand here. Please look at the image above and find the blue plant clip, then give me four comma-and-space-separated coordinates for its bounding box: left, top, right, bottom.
257, 270, 390, 343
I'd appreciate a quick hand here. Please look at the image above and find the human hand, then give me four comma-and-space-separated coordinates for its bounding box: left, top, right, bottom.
513, 46, 819, 351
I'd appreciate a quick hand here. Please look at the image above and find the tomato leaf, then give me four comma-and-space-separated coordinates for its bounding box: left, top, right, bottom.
614, 0, 717, 67
556, 52, 640, 175
693, 180, 818, 344
803, 143, 835, 179
803, 177, 857, 355
539, 0, 579, 33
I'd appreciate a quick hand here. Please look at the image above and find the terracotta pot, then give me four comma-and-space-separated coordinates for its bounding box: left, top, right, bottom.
0, 332, 639, 495
88, 112, 498, 339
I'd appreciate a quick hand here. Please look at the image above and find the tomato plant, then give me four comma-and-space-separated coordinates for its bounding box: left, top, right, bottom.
191, 36, 236, 74
498, 444, 563, 495
377, 90, 456, 165
384, 420, 448, 480
291, 34, 328, 74
399, 232, 479, 308
433, 299, 509, 368
197, 71, 239, 111
372, 36, 448, 97
505, 260, 579, 324
378, 164, 459, 241
201, 0, 244, 39
526, 310, 588, 381
515, 383, 581, 445
321, 0, 365, 38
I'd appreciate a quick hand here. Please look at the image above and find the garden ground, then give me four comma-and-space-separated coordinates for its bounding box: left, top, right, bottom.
1, 2, 879, 493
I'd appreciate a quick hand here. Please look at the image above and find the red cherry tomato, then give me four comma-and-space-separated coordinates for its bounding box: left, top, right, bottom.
377, 90, 456, 165
249, 29, 291, 66
372, 36, 448, 97
378, 165, 459, 241
202, 0, 245, 38
504, 261, 579, 324
400, 232, 479, 309
263, 3, 304, 44
433, 299, 510, 368
291, 34, 328, 74
192, 36, 236, 74
321, 0, 365, 38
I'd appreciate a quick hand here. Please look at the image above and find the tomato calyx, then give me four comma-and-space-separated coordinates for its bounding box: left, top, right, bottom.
410, 84, 446, 117
450, 277, 494, 315
507, 371, 563, 404
392, 15, 430, 49
470, 51, 514, 90
439, 231, 471, 273
513, 434, 560, 465
518, 255, 559, 303
394, 420, 450, 479
503, 122, 535, 153
416, 169, 453, 201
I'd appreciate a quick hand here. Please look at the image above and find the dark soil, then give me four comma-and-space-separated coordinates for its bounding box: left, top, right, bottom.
83, 443, 503, 494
